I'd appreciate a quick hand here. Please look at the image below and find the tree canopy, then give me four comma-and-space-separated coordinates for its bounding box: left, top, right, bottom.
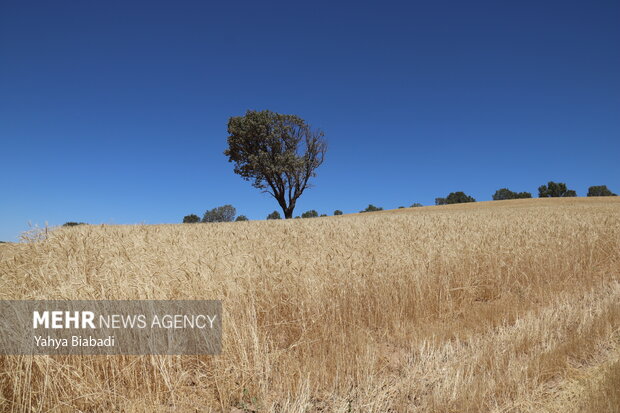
224, 110, 327, 219
202, 205, 236, 223
266, 211, 282, 220
587, 185, 616, 197
301, 210, 319, 218
492, 188, 532, 200
447, 192, 475, 204
436, 192, 476, 204
538, 182, 576, 197
182, 214, 200, 223
360, 204, 383, 212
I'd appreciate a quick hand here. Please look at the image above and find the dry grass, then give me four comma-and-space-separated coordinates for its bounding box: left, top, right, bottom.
1, 197, 619, 412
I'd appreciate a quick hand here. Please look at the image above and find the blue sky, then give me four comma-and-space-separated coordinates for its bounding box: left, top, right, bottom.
1, 0, 619, 241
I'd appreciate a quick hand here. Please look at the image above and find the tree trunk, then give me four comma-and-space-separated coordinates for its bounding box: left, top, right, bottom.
276, 194, 295, 218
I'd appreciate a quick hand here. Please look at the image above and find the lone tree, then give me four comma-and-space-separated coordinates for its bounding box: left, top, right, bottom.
587, 185, 617, 197
224, 110, 327, 219
492, 188, 532, 200
334, 210, 343, 216
202, 205, 236, 223
182, 214, 200, 223
538, 181, 576, 197
235, 215, 249, 221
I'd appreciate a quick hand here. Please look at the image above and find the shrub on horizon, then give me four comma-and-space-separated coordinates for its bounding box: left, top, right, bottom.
492, 188, 532, 200
448, 192, 475, 204
266, 211, 282, 220
437, 192, 476, 204
360, 204, 383, 213
334, 210, 343, 216
235, 215, 249, 221
538, 182, 576, 198
182, 214, 200, 223
301, 210, 319, 218
587, 185, 617, 197
63, 222, 87, 227
202, 205, 236, 223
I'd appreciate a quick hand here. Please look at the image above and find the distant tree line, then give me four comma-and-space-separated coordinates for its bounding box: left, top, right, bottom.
181, 182, 615, 223
432, 182, 616, 206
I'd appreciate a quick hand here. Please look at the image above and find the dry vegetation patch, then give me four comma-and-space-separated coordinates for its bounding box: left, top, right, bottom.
1, 197, 619, 412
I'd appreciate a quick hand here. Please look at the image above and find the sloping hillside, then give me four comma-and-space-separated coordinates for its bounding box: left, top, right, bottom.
1, 197, 619, 412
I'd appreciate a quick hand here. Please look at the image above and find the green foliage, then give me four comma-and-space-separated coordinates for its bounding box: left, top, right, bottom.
360, 204, 383, 213
587, 185, 617, 197
398, 206, 405, 209
202, 205, 236, 223
435, 191, 476, 205
320, 214, 327, 217
266, 211, 282, 220
301, 210, 319, 218
224, 109, 327, 218
492, 188, 532, 200
235, 215, 249, 221
444, 192, 476, 204
411, 203, 423, 207
538, 181, 577, 197
182, 214, 200, 223
63, 222, 86, 227
333, 210, 343, 216
437, 193, 476, 205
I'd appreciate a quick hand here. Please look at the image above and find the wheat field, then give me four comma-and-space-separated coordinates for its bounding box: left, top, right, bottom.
1, 197, 619, 412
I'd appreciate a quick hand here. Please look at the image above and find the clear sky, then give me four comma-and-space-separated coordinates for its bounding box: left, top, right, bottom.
1, 0, 619, 241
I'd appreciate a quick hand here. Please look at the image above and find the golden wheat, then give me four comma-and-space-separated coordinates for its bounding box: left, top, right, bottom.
1, 197, 619, 412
